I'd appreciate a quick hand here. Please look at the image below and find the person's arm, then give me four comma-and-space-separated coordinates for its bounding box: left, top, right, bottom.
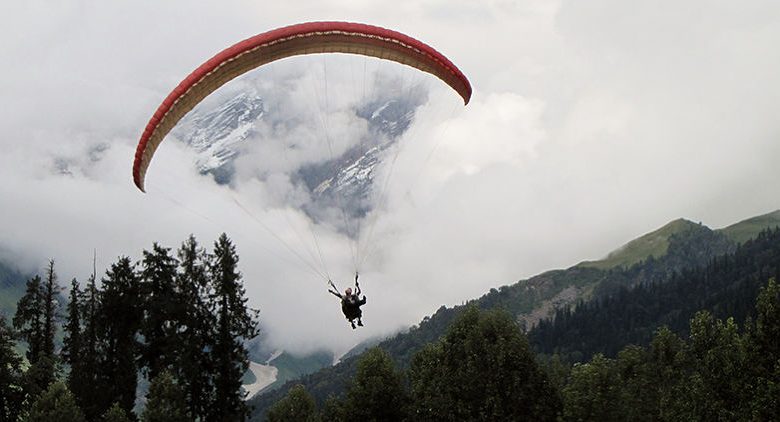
354, 272, 361, 296
328, 289, 342, 299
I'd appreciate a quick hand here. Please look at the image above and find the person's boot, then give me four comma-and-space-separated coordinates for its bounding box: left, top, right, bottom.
357, 319, 363, 327
351, 321, 356, 329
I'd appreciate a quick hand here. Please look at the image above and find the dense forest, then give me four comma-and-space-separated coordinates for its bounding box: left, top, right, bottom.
262, 279, 780, 421
0, 234, 259, 421
530, 227, 780, 362
248, 223, 772, 417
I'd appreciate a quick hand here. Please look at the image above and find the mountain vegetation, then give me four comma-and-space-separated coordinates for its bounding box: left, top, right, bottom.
1, 210, 779, 420
249, 214, 780, 419
0, 234, 259, 421
531, 227, 780, 362
254, 279, 780, 421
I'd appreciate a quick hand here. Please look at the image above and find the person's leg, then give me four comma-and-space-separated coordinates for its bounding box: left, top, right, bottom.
357, 318, 363, 326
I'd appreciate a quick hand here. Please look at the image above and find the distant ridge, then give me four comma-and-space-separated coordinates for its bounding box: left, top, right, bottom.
718, 209, 780, 244
579, 219, 702, 270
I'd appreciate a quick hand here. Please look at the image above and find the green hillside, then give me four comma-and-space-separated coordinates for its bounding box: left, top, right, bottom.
249, 214, 746, 419
579, 219, 701, 270
262, 351, 334, 393
718, 209, 780, 244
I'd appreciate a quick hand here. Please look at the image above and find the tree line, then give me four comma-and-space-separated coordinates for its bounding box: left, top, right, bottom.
264, 278, 780, 421
0, 233, 259, 421
249, 224, 767, 416
530, 227, 780, 362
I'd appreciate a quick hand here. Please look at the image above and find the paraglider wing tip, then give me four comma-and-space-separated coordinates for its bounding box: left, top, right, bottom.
133, 173, 146, 193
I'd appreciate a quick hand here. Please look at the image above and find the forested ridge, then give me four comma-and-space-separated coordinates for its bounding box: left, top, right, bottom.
530, 227, 780, 362
260, 278, 780, 421
251, 224, 780, 420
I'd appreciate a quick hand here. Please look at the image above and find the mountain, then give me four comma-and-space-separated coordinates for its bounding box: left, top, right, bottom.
718, 209, 780, 244
530, 226, 780, 361
579, 219, 702, 270
248, 210, 780, 419
172, 92, 264, 182
174, 87, 424, 225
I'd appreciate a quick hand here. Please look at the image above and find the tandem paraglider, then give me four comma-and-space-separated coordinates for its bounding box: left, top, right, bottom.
132, 21, 471, 328
328, 273, 367, 329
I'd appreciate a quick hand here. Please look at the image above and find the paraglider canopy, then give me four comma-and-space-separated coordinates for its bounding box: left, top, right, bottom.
132, 21, 472, 192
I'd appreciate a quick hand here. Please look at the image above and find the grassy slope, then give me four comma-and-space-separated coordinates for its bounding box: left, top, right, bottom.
718, 209, 780, 244
579, 219, 698, 270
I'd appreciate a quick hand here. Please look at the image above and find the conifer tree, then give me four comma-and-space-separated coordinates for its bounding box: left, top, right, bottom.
141, 371, 189, 422
175, 235, 215, 420
340, 348, 408, 421
102, 402, 133, 422
14, 262, 62, 400
410, 307, 560, 421
40, 260, 60, 360
98, 256, 142, 417
0, 316, 24, 421
267, 384, 320, 422
21, 353, 58, 402
13, 275, 44, 363
139, 243, 179, 380
62, 278, 82, 366
76, 272, 102, 420
27, 381, 86, 422
209, 233, 260, 421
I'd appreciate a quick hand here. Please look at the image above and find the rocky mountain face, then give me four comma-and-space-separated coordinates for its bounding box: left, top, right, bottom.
174, 89, 421, 226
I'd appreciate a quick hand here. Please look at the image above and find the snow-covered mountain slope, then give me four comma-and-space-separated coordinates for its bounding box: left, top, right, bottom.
174, 87, 424, 224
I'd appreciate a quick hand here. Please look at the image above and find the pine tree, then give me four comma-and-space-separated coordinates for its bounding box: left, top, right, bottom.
40, 260, 60, 360
267, 384, 320, 422
410, 306, 561, 421
209, 233, 260, 421
98, 256, 143, 417
0, 316, 24, 421
62, 278, 82, 366
102, 402, 133, 422
21, 353, 58, 402
14, 262, 62, 400
175, 235, 216, 420
13, 275, 44, 363
139, 243, 179, 380
27, 381, 86, 422
141, 371, 189, 422
340, 348, 408, 421
76, 272, 102, 420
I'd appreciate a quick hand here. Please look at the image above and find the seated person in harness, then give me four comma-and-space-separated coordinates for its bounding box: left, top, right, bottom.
328, 273, 366, 329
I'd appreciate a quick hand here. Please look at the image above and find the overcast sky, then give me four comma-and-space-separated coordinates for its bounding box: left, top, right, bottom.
1, 0, 779, 356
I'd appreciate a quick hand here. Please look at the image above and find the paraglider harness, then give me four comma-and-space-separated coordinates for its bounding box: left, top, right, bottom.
328, 273, 366, 329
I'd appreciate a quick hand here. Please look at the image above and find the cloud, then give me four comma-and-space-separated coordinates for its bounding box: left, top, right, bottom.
1, 0, 780, 355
